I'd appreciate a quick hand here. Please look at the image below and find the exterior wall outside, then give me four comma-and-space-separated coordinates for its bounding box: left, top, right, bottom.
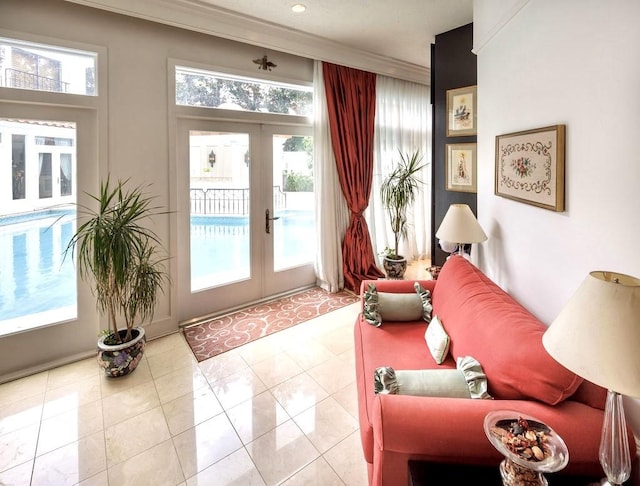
0, 120, 76, 216
474, 0, 640, 436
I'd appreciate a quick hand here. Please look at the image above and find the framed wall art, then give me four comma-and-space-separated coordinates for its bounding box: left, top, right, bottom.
446, 85, 477, 137
494, 124, 565, 211
446, 143, 477, 193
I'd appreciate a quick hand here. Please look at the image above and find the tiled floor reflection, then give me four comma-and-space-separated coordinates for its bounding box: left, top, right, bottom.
0, 261, 431, 485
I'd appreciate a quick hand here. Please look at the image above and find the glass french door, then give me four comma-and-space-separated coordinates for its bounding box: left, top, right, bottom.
0, 102, 98, 351
177, 119, 316, 324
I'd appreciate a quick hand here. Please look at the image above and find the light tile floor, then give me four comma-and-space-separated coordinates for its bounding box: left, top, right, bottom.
0, 261, 431, 486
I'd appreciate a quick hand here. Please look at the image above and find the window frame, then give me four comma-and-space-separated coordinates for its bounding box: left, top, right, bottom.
174, 63, 313, 118
0, 36, 98, 97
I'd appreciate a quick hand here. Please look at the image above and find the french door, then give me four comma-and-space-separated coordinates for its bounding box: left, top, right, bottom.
177, 119, 316, 324
0, 101, 99, 351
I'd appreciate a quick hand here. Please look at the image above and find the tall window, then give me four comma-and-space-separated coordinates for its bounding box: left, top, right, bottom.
11, 134, 25, 200
38, 152, 53, 198
368, 75, 431, 262
60, 153, 72, 196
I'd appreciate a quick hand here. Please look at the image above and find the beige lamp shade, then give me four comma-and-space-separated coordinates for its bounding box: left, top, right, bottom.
542, 271, 640, 398
435, 204, 487, 245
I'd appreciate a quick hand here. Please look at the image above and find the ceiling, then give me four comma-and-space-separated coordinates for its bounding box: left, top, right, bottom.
194, 0, 474, 69
66, 0, 473, 82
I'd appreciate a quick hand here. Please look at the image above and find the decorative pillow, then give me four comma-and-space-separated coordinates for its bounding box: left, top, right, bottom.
456, 356, 492, 399
373, 356, 492, 399
362, 284, 383, 327
362, 282, 432, 327
374, 366, 470, 398
424, 315, 450, 364
414, 282, 433, 323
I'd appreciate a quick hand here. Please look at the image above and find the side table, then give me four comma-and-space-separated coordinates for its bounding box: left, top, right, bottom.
408, 460, 501, 484
408, 460, 637, 486
426, 265, 441, 280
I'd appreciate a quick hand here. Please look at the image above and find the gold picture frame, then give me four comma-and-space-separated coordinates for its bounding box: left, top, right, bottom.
494, 125, 565, 211
446, 85, 477, 137
446, 143, 477, 193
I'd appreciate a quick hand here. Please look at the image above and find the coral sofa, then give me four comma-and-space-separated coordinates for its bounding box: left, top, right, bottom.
354, 255, 635, 485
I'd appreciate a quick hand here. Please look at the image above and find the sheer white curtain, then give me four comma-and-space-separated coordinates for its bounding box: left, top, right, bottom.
366, 75, 431, 265
313, 60, 350, 292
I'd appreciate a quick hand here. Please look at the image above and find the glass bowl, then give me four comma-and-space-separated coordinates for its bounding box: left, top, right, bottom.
484, 410, 569, 474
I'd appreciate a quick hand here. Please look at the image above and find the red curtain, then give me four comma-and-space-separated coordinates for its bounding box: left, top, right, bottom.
323, 62, 384, 291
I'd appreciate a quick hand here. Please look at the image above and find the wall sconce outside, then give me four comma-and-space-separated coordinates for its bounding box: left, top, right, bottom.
208, 150, 216, 167
244, 151, 250, 167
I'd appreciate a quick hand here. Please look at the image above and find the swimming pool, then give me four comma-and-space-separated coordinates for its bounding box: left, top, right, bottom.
0, 209, 77, 321
0, 210, 315, 321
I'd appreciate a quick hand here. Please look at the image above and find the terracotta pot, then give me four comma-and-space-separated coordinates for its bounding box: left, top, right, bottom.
383, 255, 407, 279
97, 327, 146, 377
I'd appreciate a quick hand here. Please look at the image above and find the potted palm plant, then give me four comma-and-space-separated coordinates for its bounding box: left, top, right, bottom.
380, 150, 426, 279
65, 177, 170, 377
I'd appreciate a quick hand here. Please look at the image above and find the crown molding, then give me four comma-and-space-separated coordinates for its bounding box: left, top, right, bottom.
64, 0, 429, 85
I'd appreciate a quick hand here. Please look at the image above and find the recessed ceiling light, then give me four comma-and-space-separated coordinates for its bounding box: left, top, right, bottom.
291, 4, 306, 13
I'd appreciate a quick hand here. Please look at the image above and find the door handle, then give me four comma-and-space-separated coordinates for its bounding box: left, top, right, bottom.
265, 209, 280, 234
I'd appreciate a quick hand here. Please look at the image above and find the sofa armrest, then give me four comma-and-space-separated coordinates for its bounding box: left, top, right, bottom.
371, 394, 611, 486
373, 394, 499, 462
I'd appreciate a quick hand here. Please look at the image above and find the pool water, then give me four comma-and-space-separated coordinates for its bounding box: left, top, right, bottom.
0, 210, 315, 322
190, 211, 316, 284
0, 210, 77, 321
191, 215, 250, 285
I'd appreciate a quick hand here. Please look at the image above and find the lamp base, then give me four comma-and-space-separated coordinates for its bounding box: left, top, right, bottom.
588, 480, 623, 486
595, 391, 632, 486
499, 459, 547, 486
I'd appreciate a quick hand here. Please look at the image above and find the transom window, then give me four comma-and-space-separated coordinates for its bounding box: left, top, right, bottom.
175, 66, 312, 116
0, 38, 97, 96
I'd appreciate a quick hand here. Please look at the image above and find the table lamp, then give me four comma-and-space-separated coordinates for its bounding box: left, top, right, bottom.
543, 271, 640, 485
435, 204, 487, 256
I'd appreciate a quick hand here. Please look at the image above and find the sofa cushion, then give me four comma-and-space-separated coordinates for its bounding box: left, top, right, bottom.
362, 282, 432, 327
424, 315, 450, 364
373, 356, 492, 399
433, 256, 583, 405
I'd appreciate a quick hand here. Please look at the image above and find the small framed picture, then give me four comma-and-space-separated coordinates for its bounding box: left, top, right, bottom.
446, 143, 477, 193
495, 124, 565, 211
446, 85, 477, 137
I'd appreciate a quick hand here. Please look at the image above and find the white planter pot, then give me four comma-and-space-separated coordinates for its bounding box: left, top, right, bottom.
383, 256, 407, 279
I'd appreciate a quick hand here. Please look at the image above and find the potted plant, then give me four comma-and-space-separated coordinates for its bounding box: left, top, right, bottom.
380, 150, 426, 279
65, 177, 170, 377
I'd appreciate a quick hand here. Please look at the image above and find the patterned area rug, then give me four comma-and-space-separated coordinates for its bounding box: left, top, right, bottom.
184, 287, 359, 362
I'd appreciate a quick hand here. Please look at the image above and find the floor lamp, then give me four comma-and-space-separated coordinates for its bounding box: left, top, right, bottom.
543, 271, 640, 485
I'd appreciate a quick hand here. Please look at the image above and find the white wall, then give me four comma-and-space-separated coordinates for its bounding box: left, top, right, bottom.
474, 0, 640, 436
474, 0, 640, 323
